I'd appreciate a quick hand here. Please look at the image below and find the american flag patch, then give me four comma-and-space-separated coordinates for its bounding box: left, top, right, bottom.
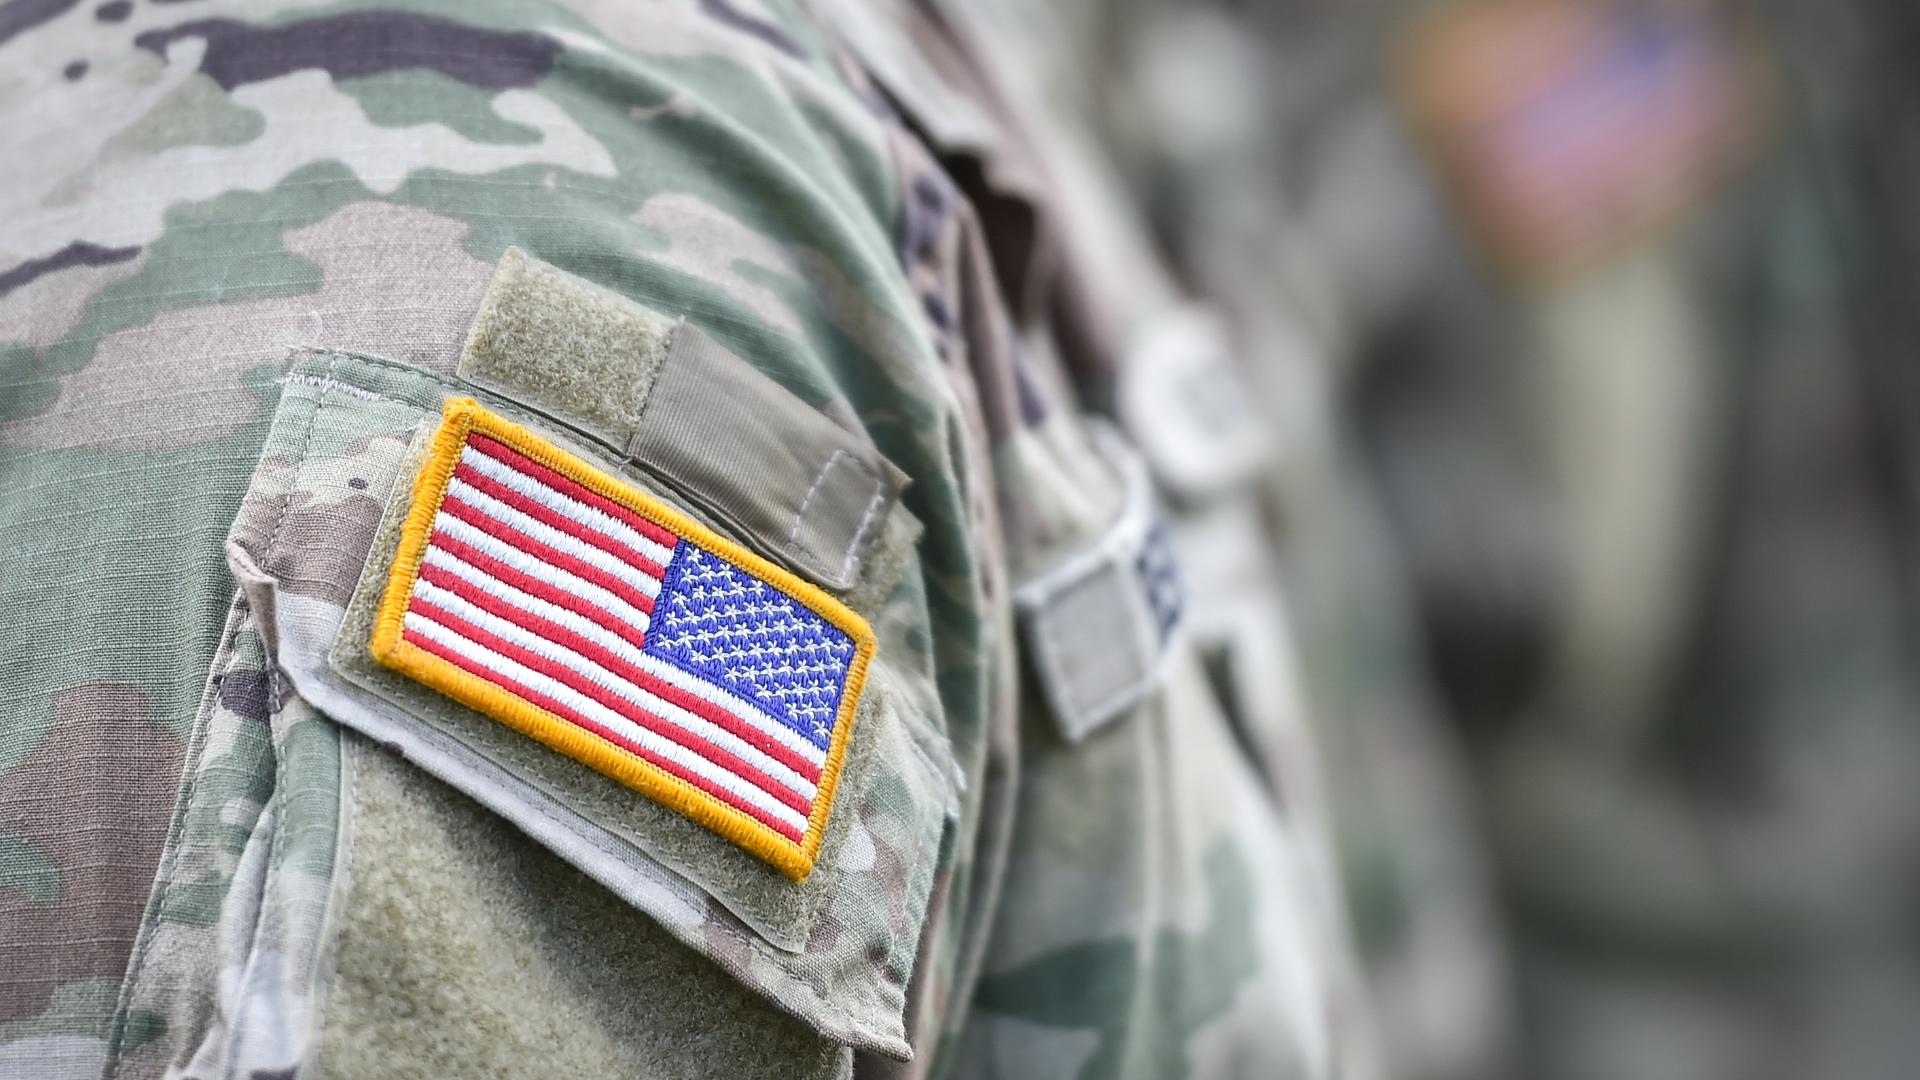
370, 398, 874, 880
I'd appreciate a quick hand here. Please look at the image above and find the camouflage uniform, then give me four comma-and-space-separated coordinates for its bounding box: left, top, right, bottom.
1023, 2, 1518, 1078
0, 2, 1369, 1078
1314, 2, 1920, 1079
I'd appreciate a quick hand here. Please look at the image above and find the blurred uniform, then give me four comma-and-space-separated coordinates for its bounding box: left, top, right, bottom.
0, 2, 1371, 1080
1332, 2, 1920, 1079
1052, 3, 1520, 1079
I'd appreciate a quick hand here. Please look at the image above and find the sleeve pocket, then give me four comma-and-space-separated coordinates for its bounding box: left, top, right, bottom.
223, 352, 955, 1071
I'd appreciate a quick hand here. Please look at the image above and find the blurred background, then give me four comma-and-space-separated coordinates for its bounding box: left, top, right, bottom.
976, 1, 1920, 1078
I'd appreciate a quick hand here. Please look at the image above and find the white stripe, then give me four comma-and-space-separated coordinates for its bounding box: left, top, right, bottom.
420, 544, 826, 767
445, 477, 664, 599
421, 544, 652, 642
431, 515, 655, 632
275, 373, 388, 403
460, 446, 675, 568
404, 612, 810, 834
410, 577, 819, 801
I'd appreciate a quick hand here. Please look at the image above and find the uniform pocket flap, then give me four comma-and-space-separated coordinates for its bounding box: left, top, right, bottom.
226, 352, 955, 1059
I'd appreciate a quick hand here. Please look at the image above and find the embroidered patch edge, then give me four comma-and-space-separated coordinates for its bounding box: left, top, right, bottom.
369, 397, 875, 881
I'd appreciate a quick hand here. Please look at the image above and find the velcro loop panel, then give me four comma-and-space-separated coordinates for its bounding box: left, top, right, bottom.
458, 248, 905, 590
460, 246, 676, 448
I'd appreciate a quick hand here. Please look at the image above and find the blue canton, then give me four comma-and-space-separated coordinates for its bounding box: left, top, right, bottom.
646, 543, 856, 748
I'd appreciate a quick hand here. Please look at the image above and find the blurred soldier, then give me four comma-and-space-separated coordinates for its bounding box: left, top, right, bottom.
1052, 3, 1521, 1078
0, 2, 1371, 1079
1348, 2, 1920, 1079
869, 0, 1389, 1075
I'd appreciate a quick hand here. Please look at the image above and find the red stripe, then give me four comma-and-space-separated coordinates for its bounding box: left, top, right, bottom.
403, 627, 806, 843
426, 533, 649, 654
408, 599, 814, 816
417, 563, 823, 784
468, 433, 680, 551
441, 495, 658, 617
452, 461, 667, 578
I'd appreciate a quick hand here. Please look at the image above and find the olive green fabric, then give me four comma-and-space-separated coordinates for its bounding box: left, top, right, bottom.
318, 735, 851, 1080
633, 323, 909, 590
458, 244, 679, 449
317, 350, 917, 949
1013, 427, 1170, 741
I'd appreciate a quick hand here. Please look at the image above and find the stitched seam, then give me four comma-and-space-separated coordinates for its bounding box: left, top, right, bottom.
889, 738, 949, 1005
462, 365, 623, 449
257, 364, 885, 1015
333, 554, 892, 1036
334, 454, 832, 950
627, 315, 685, 441
835, 472, 890, 583
788, 447, 851, 553
341, 658, 823, 948
333, 469, 883, 1009
271, 360, 909, 1037
287, 347, 619, 450
788, 449, 887, 584
293, 348, 873, 596
219, 694, 294, 1080
274, 373, 387, 403
326, 667, 875, 1029
301, 725, 361, 1076
371, 400, 875, 880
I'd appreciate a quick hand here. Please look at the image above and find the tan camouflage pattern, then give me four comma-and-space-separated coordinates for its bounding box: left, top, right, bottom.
1, 0, 1370, 1078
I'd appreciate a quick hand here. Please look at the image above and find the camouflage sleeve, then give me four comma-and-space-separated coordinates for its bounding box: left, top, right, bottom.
0, 1, 1371, 1078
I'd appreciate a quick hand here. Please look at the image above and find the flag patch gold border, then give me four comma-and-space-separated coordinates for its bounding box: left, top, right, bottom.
369, 398, 874, 880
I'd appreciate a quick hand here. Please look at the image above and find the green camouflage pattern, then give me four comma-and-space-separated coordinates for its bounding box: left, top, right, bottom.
1395, 6, 1920, 1076
0, 0, 1369, 1076
102, 596, 346, 1080
1072, 1, 1920, 1079
1098, 5, 1524, 1078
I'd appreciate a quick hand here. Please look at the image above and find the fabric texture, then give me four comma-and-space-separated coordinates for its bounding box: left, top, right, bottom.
462, 248, 909, 590
319, 734, 850, 1080
458, 245, 677, 448
631, 322, 910, 589
315, 360, 919, 954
